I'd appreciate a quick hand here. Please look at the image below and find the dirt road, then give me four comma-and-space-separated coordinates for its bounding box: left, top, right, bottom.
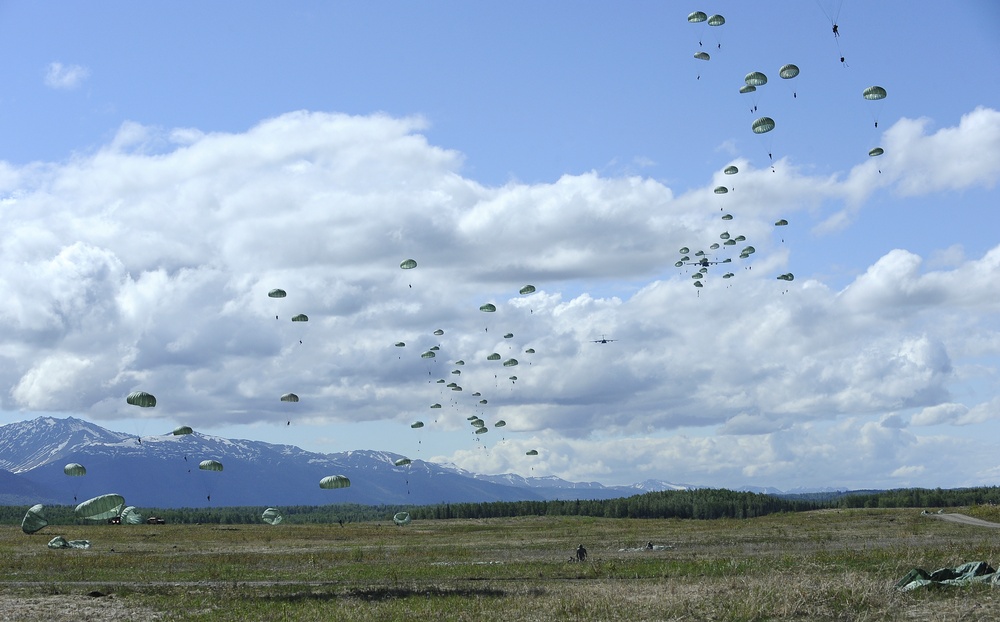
926, 512, 1000, 529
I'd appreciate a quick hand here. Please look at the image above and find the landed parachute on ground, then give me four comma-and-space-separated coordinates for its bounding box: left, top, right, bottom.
319, 475, 350, 489
393, 511, 412, 526
21, 504, 47, 534
63, 463, 86, 477
199, 460, 224, 472
120, 506, 144, 525
126, 391, 156, 408
262, 508, 284, 525
75, 494, 125, 521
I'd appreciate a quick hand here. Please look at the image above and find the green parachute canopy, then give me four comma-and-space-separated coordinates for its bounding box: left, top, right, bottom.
280, 393, 299, 402
75, 494, 125, 521
495, 420, 507, 427
319, 475, 351, 489
723, 165, 739, 175
519, 285, 536, 295
713, 186, 729, 194
126, 391, 156, 408
433, 329, 444, 336
707, 14, 725, 26
411, 421, 425, 429
503, 358, 519, 367
487, 353, 501, 361
430, 403, 442, 409
524, 348, 535, 354
777, 273, 795, 281
778, 64, 800, 79
479, 303, 496, 312
694, 51, 710, 61
199, 460, 224, 472
172, 425, 193, 435
291, 314, 308, 322
745, 71, 767, 86
722, 213, 733, 220
120, 506, 144, 525
869, 147, 885, 157
525, 449, 539, 456
21, 504, 47, 534
268, 289, 287, 298
687, 11, 707, 23
739, 84, 756, 95
399, 259, 417, 270
393, 511, 412, 526
262, 508, 284, 525
752, 117, 775, 134
394, 458, 412, 467
775, 219, 788, 226
863, 85, 887, 100
421, 350, 436, 359
63, 463, 86, 477
475, 427, 489, 435
394, 342, 405, 347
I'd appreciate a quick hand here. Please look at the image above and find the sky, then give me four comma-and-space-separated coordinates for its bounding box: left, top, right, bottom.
1, 1, 999, 492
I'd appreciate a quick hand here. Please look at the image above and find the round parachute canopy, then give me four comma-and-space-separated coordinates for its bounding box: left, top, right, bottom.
394, 342, 405, 347
778, 64, 800, 79
519, 285, 536, 295
430, 403, 442, 409
525, 449, 539, 456
479, 399, 488, 405
411, 421, 425, 429
394, 458, 412, 467
451, 369, 461, 375
120, 506, 144, 525
777, 273, 795, 281
775, 219, 788, 226
64, 463, 86, 477
503, 358, 519, 367
393, 511, 412, 526
524, 348, 535, 354
723, 166, 739, 175
739, 84, 756, 94
710, 243, 720, 250
435, 379, 445, 384
713, 186, 729, 195
722, 214, 733, 220
674, 261, 684, 268
433, 329, 444, 335
429, 345, 440, 351
687, 11, 707, 23
400, 259, 417, 269
291, 314, 308, 322
319, 475, 351, 489
723, 272, 735, 279
679, 247, 690, 255
475, 427, 489, 435
745, 71, 767, 86
720, 232, 730, 240
471, 418, 485, 428
869, 147, 885, 157
707, 14, 725, 26
487, 353, 501, 361
751, 117, 775, 134
693, 51, 710, 61
494, 420, 507, 428
262, 508, 283, 525
446, 382, 458, 388
862, 85, 887, 100
126, 391, 156, 408
173, 425, 193, 435
280, 393, 299, 403
734, 235, 746, 242
199, 460, 224, 472
268, 289, 287, 298
479, 303, 496, 313
455, 360, 465, 366
420, 350, 436, 359
22, 504, 47, 534
75, 494, 125, 521
695, 250, 706, 256
508, 375, 518, 381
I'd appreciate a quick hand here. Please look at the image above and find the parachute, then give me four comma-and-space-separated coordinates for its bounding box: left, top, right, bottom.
75, 494, 125, 521
777, 273, 795, 281
393, 511, 412, 526
693, 51, 710, 61
411, 421, 425, 429
778, 64, 800, 79
479, 303, 497, 313
394, 342, 405, 347
63, 463, 86, 477
751, 117, 775, 134
687, 11, 707, 23
394, 458, 412, 467
433, 329, 445, 336
475, 427, 489, 435
172, 425, 193, 435
319, 475, 351, 489
267, 289, 287, 298
495, 420, 507, 428
713, 186, 728, 195
47, 536, 91, 549
487, 353, 501, 361
775, 219, 789, 226
199, 460, 224, 472
280, 393, 299, 402
21, 504, 47, 534
707, 14, 725, 26
519, 285, 536, 295
120, 506, 144, 525
126, 391, 156, 408
524, 348, 535, 354
399, 259, 417, 270
722, 214, 733, 220
291, 314, 308, 322
869, 147, 884, 157
503, 358, 519, 367
525, 449, 539, 456
420, 350, 436, 359
723, 166, 739, 175
430, 403, 442, 409
262, 508, 284, 525
744, 71, 768, 87
863, 85, 887, 100
739, 84, 756, 95
679, 247, 690, 254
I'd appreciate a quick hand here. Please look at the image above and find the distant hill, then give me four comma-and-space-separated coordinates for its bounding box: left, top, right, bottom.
0, 416, 697, 509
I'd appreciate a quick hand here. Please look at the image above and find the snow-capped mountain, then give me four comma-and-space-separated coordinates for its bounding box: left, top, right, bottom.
0, 417, 695, 508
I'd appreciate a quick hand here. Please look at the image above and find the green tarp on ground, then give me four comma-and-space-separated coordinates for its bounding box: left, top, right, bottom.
896, 561, 1000, 591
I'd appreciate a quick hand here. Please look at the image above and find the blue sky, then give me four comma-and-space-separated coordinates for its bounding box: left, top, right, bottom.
1, 1, 999, 491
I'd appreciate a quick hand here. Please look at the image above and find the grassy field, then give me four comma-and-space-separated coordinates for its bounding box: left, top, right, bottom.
3, 507, 1000, 621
